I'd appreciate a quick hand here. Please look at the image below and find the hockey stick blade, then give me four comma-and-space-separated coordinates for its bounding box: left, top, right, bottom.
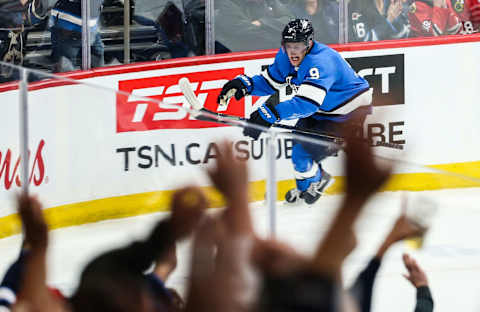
178, 77, 204, 110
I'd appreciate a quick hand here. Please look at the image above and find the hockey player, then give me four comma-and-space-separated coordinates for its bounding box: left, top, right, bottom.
216, 18, 372, 205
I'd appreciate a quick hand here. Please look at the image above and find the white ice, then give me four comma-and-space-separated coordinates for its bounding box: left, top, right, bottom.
1, 188, 480, 312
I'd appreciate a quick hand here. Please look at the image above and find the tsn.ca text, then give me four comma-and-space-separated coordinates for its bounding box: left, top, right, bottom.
116, 121, 406, 171
116, 138, 294, 171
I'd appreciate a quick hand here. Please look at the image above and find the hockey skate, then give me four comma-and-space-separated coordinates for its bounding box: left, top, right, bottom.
285, 188, 303, 204
285, 170, 334, 205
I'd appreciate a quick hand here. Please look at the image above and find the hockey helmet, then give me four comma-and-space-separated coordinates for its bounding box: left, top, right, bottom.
281, 18, 314, 46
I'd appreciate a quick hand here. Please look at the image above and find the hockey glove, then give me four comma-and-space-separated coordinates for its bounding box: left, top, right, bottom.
243, 101, 280, 140
217, 75, 252, 111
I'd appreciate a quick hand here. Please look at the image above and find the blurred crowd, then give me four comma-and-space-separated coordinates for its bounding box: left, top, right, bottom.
0, 0, 479, 82
1, 124, 436, 312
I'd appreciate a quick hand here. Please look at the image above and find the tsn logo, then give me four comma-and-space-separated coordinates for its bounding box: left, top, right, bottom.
357, 66, 396, 94
347, 54, 405, 106
116, 69, 245, 132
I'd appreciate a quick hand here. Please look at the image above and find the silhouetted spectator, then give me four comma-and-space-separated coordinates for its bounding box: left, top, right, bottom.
48, 0, 105, 72
0, 0, 48, 81
215, 0, 292, 52
71, 186, 206, 312
449, 0, 480, 33
10, 194, 67, 312
182, 0, 230, 55
133, 1, 191, 59
287, 0, 339, 43
402, 253, 434, 312
349, 203, 425, 312
408, 0, 462, 37
349, 0, 410, 41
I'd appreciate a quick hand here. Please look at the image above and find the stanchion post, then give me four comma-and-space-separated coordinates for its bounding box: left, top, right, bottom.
19, 68, 29, 194
265, 132, 277, 238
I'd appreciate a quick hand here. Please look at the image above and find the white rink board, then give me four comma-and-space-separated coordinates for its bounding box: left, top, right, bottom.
1, 40, 480, 217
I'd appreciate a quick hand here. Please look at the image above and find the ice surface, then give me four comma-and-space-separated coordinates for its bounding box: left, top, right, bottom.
1, 188, 480, 312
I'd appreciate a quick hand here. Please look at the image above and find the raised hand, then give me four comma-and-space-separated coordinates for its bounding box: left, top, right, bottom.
207, 140, 252, 235
169, 186, 208, 239
343, 126, 392, 202
17, 194, 48, 251
387, 0, 403, 22
402, 253, 429, 288
13, 195, 66, 312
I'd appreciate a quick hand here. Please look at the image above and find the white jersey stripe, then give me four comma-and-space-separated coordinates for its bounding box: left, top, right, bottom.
296, 83, 326, 106
261, 70, 286, 91
0, 287, 16, 304
294, 162, 319, 180
51, 9, 98, 27
318, 88, 373, 115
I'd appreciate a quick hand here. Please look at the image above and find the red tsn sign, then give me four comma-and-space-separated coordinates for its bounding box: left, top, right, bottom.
116, 69, 245, 132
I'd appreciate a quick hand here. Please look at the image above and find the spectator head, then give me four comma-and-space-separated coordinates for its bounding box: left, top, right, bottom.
70, 269, 158, 312
304, 0, 319, 15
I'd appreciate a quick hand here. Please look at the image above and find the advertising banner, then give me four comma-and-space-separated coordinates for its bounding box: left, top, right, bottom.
1, 40, 479, 234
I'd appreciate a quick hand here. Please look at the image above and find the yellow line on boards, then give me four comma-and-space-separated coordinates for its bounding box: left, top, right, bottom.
0, 161, 479, 239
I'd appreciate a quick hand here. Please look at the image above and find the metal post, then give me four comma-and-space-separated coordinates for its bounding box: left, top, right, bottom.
266, 133, 277, 238
81, 0, 91, 70
123, 0, 131, 64
205, 0, 215, 55
338, 0, 348, 44
19, 68, 29, 194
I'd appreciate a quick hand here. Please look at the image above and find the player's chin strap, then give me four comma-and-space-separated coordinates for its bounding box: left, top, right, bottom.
178, 77, 404, 150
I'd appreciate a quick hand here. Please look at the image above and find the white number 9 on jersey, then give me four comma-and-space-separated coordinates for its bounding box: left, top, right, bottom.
309, 67, 320, 79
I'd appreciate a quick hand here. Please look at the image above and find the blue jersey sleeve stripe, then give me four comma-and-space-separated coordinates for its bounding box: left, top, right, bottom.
261, 71, 285, 91
251, 75, 277, 95
276, 97, 320, 120
262, 75, 281, 91
266, 66, 284, 84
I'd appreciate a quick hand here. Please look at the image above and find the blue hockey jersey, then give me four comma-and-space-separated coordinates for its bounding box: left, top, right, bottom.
248, 41, 371, 121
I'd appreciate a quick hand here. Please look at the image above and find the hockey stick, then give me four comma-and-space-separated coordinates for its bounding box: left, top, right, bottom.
178, 77, 345, 144
178, 78, 403, 150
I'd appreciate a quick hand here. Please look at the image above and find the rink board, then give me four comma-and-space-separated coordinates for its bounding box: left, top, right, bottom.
1, 35, 480, 237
